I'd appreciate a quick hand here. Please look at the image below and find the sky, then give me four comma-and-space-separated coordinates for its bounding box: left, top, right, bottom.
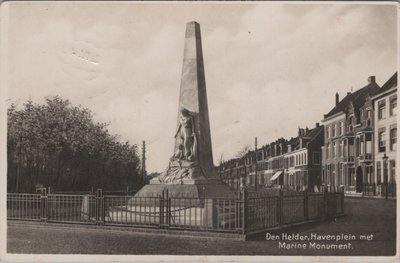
3, 2, 398, 173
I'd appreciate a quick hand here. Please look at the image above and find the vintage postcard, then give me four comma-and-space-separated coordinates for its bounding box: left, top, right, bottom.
0, 1, 398, 262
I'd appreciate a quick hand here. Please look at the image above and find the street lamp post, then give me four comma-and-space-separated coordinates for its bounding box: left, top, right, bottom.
383, 153, 389, 200
254, 137, 258, 191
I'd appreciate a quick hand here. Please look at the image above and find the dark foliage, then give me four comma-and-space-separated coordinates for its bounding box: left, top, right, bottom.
7, 96, 142, 193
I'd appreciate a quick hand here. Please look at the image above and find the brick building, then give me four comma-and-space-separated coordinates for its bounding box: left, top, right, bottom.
372, 72, 397, 196
283, 125, 324, 191
217, 124, 323, 192
321, 76, 380, 193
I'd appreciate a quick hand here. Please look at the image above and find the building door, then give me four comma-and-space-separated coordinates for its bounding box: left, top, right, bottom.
356, 166, 363, 193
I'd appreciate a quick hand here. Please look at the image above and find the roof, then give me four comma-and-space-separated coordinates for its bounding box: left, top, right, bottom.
324, 81, 380, 120
288, 136, 300, 149
289, 125, 323, 150
377, 72, 397, 94
306, 125, 323, 140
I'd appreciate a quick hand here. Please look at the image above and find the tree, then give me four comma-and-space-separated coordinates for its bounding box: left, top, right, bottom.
236, 144, 251, 158
7, 96, 141, 193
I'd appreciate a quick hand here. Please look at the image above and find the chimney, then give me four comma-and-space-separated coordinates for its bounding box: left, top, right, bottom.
335, 92, 339, 106
347, 92, 351, 95
368, 76, 376, 84
298, 128, 305, 137
316, 122, 320, 128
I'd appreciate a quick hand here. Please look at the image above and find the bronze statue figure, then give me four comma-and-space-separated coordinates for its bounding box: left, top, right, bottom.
175, 108, 197, 161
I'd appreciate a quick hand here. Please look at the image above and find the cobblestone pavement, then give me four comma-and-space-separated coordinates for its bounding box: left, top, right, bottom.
7, 197, 396, 256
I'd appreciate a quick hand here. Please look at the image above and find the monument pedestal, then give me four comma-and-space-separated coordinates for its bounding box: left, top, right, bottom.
123, 180, 235, 229
134, 181, 235, 199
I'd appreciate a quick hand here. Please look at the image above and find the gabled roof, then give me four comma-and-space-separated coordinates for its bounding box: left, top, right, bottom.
306, 125, 323, 140
289, 136, 300, 150
324, 81, 380, 120
288, 125, 323, 150
377, 72, 397, 94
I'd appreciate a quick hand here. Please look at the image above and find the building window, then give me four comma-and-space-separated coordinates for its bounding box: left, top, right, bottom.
365, 110, 371, 126
332, 124, 336, 137
366, 141, 372, 154
377, 161, 381, 184
378, 100, 386, 120
326, 143, 330, 159
339, 122, 344, 135
355, 137, 359, 156
333, 142, 336, 158
343, 140, 347, 157
348, 116, 354, 132
378, 128, 386, 152
390, 160, 396, 183
327, 165, 331, 184
390, 128, 397, 151
312, 152, 320, 165
360, 140, 364, 155
326, 127, 330, 139
390, 96, 397, 116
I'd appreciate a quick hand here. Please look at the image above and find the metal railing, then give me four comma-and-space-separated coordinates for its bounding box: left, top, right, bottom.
362, 183, 396, 198
7, 189, 344, 234
244, 190, 344, 233
7, 193, 41, 221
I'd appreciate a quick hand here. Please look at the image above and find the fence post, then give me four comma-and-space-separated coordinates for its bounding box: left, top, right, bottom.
304, 191, 308, 221
40, 188, 48, 222
279, 189, 283, 226
96, 189, 104, 225
165, 189, 170, 227
241, 189, 247, 234
159, 190, 164, 228
323, 187, 328, 218
341, 191, 344, 214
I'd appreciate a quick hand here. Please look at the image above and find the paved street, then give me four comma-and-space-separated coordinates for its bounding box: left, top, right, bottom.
7, 197, 396, 256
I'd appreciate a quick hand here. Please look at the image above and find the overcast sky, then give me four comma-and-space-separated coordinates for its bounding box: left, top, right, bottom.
4, 2, 397, 173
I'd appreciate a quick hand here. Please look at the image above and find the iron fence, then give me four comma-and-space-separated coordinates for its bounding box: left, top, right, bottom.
244, 190, 344, 233
362, 183, 396, 198
7, 193, 41, 221
7, 189, 344, 234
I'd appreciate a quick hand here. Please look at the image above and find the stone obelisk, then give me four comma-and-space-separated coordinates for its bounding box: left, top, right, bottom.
134, 21, 234, 199
174, 21, 216, 181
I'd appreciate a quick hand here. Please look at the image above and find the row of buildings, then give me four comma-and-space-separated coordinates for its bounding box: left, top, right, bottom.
217, 72, 397, 195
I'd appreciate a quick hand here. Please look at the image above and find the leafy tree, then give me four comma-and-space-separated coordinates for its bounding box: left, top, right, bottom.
7, 96, 141, 193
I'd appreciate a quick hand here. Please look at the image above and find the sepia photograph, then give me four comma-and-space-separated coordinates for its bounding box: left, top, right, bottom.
0, 1, 398, 261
